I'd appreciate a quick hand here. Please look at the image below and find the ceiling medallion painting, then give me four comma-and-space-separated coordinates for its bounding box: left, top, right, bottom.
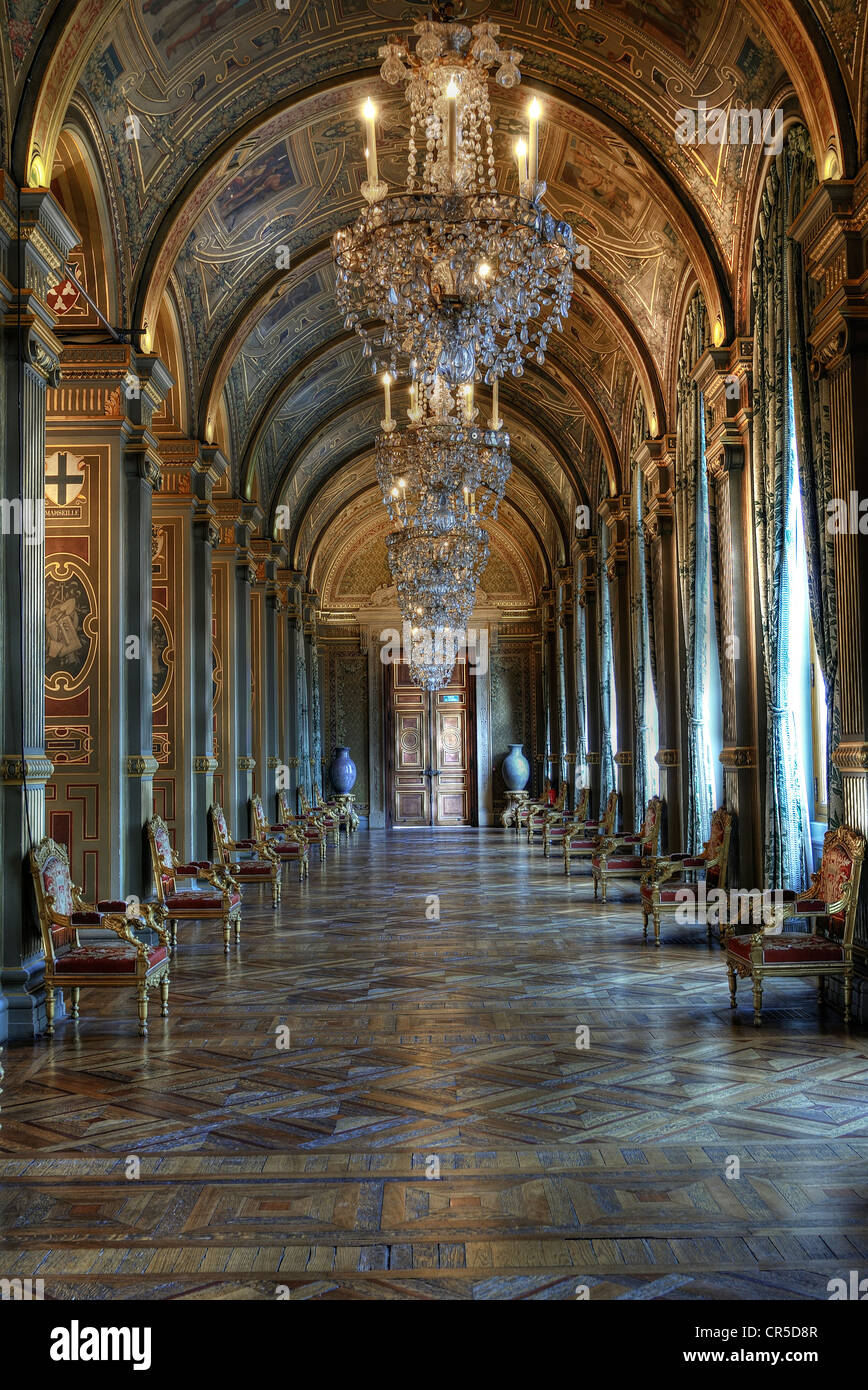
334, 4, 579, 689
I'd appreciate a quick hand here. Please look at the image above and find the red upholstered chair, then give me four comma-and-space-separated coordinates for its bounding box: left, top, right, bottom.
250, 794, 310, 879
591, 796, 663, 902
30, 837, 170, 1037
640, 807, 733, 946
147, 814, 242, 953
210, 803, 282, 906
273, 787, 329, 861
725, 826, 865, 1026
526, 782, 567, 845
563, 790, 618, 876
543, 786, 590, 858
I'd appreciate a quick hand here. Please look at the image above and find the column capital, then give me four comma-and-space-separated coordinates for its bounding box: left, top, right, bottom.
789, 172, 868, 376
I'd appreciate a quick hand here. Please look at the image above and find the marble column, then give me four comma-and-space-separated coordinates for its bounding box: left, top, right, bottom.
638, 435, 684, 854
694, 343, 762, 887
0, 179, 77, 1039
233, 503, 260, 831
119, 355, 173, 897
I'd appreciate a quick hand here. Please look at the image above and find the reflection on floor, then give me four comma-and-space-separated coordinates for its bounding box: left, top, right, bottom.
2, 828, 867, 1300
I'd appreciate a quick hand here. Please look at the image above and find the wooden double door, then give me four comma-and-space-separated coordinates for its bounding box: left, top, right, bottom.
387, 658, 474, 826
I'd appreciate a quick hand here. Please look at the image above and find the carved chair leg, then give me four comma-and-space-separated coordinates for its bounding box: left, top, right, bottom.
222, 918, 231, 954
70, 987, 80, 1019
137, 984, 149, 1036
320, 841, 326, 861
843, 971, 853, 1025
752, 976, 763, 1027
160, 976, 170, 1017
642, 909, 648, 939
600, 874, 607, 903
272, 878, 280, 908
564, 853, 571, 877
45, 985, 56, 1036
727, 964, 737, 1009
235, 914, 242, 942
653, 910, 661, 948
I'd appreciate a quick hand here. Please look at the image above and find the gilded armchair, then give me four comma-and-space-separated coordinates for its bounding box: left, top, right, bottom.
591, 796, 663, 902
563, 791, 618, 876
525, 782, 567, 845
314, 785, 358, 835
210, 803, 282, 906
147, 813, 241, 953
725, 825, 865, 1026
251, 793, 310, 878
542, 787, 590, 858
30, 837, 170, 1037
640, 807, 732, 946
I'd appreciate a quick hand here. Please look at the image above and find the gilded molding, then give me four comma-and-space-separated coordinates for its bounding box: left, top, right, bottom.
614, 751, 632, 766
655, 748, 679, 767
267, 756, 281, 769
126, 755, 159, 777
585, 752, 600, 765
237, 756, 256, 772
0, 754, 54, 782
719, 746, 757, 769
831, 743, 868, 771
193, 756, 218, 773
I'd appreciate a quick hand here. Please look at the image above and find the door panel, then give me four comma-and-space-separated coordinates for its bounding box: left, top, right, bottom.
388, 658, 472, 825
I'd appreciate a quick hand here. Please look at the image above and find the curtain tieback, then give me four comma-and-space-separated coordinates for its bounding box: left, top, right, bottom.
769, 705, 788, 717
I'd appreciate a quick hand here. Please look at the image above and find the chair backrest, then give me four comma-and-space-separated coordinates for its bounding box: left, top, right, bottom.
575, 786, 590, 820
704, 808, 732, 891
640, 797, 663, 855
250, 794, 266, 839
553, 783, 567, 813
210, 804, 231, 862
277, 788, 292, 824
29, 837, 77, 963
602, 790, 618, 834
816, 826, 865, 941
147, 815, 177, 901
299, 787, 312, 816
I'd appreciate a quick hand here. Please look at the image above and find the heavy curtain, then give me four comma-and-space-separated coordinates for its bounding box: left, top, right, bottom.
296, 625, 312, 801
574, 552, 589, 804
630, 459, 654, 828
785, 128, 842, 827
752, 124, 818, 886
311, 636, 323, 796
598, 492, 617, 808
675, 291, 716, 852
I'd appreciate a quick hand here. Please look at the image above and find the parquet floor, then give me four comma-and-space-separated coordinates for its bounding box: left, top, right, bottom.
2, 828, 867, 1300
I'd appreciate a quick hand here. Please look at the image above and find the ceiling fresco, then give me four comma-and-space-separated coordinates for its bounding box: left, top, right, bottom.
18, 0, 864, 606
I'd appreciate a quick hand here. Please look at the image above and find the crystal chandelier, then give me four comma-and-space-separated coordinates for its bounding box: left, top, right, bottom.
332, 12, 577, 386
375, 373, 510, 532
387, 520, 490, 690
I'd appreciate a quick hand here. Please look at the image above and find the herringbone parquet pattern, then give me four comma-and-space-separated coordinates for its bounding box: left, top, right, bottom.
2, 829, 867, 1299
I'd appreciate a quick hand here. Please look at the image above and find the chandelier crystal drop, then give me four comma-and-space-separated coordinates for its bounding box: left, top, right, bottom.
332, 15, 577, 384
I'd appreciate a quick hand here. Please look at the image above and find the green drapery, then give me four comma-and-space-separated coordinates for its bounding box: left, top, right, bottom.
311, 636, 323, 796
675, 291, 715, 853
751, 125, 817, 887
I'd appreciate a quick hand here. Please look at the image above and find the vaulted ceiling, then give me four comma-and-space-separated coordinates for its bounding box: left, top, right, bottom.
6, 0, 865, 605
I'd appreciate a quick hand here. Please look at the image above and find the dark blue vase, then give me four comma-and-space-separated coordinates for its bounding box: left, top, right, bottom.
330, 746, 357, 795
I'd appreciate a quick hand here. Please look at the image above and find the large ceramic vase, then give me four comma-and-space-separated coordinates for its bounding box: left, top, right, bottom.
501, 743, 530, 792
329, 746, 357, 795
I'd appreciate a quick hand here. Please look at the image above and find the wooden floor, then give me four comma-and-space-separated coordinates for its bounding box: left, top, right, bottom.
2, 827, 867, 1300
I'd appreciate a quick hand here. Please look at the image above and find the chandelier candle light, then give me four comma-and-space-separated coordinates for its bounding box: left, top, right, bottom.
334, 10, 577, 687
333, 15, 577, 385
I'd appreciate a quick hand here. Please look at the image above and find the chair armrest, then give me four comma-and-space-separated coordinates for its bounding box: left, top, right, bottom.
640, 856, 684, 887
92, 913, 158, 957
